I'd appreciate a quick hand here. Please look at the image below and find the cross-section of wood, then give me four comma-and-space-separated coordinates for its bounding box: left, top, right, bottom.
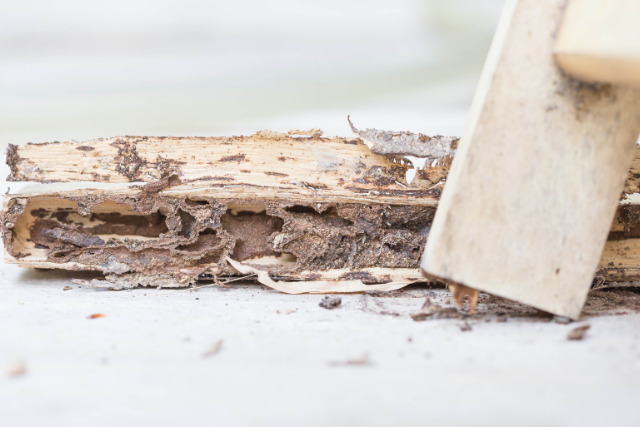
2, 132, 444, 288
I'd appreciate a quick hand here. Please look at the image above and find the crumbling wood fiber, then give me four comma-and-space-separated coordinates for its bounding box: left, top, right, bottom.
2, 193, 433, 287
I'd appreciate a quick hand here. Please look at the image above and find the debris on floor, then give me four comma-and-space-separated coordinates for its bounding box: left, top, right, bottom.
7, 361, 26, 378
202, 339, 224, 358
567, 324, 590, 341
329, 353, 371, 367
87, 313, 106, 319
319, 296, 342, 310
410, 297, 459, 321
459, 321, 472, 332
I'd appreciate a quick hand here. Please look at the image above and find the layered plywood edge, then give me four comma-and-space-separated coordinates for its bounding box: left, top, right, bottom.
2, 131, 640, 290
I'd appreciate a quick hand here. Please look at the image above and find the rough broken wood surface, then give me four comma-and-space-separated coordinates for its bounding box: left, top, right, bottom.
3, 131, 443, 288
4, 130, 640, 290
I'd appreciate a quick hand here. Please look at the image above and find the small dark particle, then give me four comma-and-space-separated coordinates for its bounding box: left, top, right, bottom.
329, 353, 371, 367
567, 324, 590, 341
63, 286, 72, 291
319, 296, 342, 309
219, 154, 246, 162
459, 322, 472, 332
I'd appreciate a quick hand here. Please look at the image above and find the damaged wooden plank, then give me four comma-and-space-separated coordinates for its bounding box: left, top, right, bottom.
12, 130, 640, 200
6, 130, 449, 192
2, 131, 442, 289
4, 130, 640, 291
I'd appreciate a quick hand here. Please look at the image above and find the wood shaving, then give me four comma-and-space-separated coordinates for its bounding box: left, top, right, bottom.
226, 257, 414, 294
348, 116, 458, 159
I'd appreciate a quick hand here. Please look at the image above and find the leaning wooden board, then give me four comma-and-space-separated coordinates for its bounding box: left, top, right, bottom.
422, 0, 640, 318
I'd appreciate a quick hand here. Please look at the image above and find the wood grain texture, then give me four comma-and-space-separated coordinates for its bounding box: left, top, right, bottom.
554, 0, 640, 85
422, 0, 640, 319
12, 131, 640, 201
6, 132, 450, 206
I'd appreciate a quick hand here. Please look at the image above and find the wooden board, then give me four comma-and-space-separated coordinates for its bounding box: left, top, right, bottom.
422, 0, 640, 319
554, 0, 640, 85
6, 132, 447, 205
2, 132, 442, 288
6, 132, 640, 293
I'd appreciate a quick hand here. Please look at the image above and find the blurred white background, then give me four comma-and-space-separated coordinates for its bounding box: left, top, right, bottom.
1, 0, 505, 142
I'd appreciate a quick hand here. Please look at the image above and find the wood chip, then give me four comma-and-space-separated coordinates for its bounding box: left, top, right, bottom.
202, 340, 223, 358
7, 361, 26, 378
567, 324, 591, 341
